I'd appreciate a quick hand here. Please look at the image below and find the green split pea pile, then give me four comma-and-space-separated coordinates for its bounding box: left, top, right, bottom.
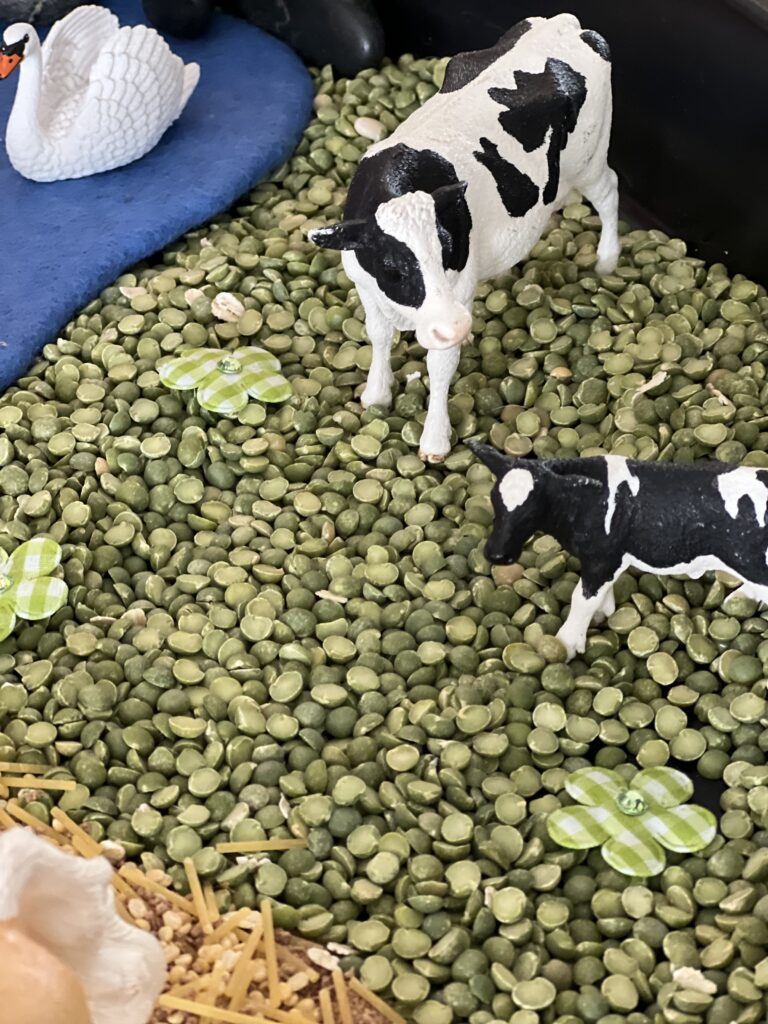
2, 53, 768, 1024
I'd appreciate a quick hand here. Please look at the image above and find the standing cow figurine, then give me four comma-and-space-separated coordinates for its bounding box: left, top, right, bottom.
310, 13, 620, 461
470, 442, 768, 660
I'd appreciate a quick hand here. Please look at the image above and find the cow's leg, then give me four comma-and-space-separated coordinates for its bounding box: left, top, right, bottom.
581, 167, 620, 275
591, 584, 616, 624
419, 345, 461, 462
359, 302, 396, 410
556, 577, 614, 660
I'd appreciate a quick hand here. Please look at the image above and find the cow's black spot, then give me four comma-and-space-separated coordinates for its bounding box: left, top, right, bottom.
347, 143, 472, 273
580, 29, 611, 61
343, 142, 473, 304
440, 18, 532, 94
432, 182, 472, 274
473, 137, 539, 217
488, 57, 587, 205
354, 225, 427, 308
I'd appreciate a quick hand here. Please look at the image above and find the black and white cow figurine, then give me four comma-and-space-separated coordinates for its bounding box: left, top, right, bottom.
310, 14, 619, 462
470, 442, 768, 660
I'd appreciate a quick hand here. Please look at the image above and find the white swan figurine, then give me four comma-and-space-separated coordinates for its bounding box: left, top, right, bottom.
0, 4, 200, 182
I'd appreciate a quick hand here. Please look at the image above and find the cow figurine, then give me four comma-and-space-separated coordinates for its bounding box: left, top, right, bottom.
470, 442, 768, 660
310, 13, 620, 461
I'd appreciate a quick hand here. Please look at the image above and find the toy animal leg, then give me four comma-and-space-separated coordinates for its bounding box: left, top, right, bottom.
592, 584, 616, 624
556, 579, 613, 660
359, 300, 395, 409
419, 345, 461, 462
581, 167, 620, 275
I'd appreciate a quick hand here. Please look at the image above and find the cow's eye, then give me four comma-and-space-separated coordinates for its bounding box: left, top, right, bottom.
386, 266, 402, 282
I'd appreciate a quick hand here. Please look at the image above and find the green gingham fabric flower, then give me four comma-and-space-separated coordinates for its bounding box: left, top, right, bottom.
158, 347, 291, 415
547, 766, 716, 877
0, 538, 68, 642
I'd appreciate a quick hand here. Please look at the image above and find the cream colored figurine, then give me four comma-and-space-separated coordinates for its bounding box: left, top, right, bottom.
0, 828, 166, 1024
0, 4, 199, 181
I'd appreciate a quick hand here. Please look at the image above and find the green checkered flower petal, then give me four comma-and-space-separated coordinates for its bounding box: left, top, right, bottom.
13, 577, 68, 621
197, 376, 250, 415
632, 767, 691, 809
550, 764, 714, 878
159, 347, 291, 413
602, 825, 666, 878
245, 376, 292, 403
245, 374, 292, 403
5, 537, 62, 582
237, 348, 292, 404
158, 349, 221, 389
564, 767, 624, 807
644, 805, 717, 853
239, 348, 281, 373
547, 804, 611, 849
0, 605, 16, 642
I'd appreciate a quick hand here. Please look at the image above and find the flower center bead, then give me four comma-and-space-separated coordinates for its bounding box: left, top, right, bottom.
0, 575, 12, 596
216, 356, 241, 375
616, 789, 646, 816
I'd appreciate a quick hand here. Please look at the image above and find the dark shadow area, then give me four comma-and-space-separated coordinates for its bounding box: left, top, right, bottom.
667, 756, 727, 817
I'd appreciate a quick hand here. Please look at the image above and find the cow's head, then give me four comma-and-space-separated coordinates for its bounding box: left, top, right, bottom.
309, 184, 473, 351
470, 442, 547, 565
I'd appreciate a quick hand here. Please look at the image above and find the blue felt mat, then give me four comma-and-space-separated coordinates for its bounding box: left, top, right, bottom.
0, 0, 313, 392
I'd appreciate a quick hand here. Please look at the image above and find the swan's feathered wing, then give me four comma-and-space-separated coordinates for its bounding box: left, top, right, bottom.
40, 4, 119, 129
76, 22, 199, 168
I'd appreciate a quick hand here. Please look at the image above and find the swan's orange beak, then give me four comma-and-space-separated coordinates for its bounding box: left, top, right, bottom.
0, 53, 23, 79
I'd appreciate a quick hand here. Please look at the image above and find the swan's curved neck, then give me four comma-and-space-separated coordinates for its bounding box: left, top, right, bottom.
7, 43, 43, 150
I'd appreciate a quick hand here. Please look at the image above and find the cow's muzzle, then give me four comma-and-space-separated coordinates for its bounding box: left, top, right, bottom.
485, 529, 524, 565
417, 307, 473, 351
485, 544, 511, 565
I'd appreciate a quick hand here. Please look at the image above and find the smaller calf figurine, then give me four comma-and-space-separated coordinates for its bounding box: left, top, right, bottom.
470, 442, 768, 660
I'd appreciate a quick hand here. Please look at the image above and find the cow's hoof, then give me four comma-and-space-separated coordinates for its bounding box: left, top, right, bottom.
595, 252, 620, 276
559, 642, 580, 662
359, 385, 393, 410
555, 627, 585, 662
360, 394, 392, 411
419, 449, 447, 464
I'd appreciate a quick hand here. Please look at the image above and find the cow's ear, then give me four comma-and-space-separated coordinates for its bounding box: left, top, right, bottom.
308, 220, 370, 251
467, 441, 520, 478
432, 180, 469, 216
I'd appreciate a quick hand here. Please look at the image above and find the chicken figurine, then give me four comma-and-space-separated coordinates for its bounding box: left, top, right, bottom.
0, 827, 166, 1024
0, 4, 199, 181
